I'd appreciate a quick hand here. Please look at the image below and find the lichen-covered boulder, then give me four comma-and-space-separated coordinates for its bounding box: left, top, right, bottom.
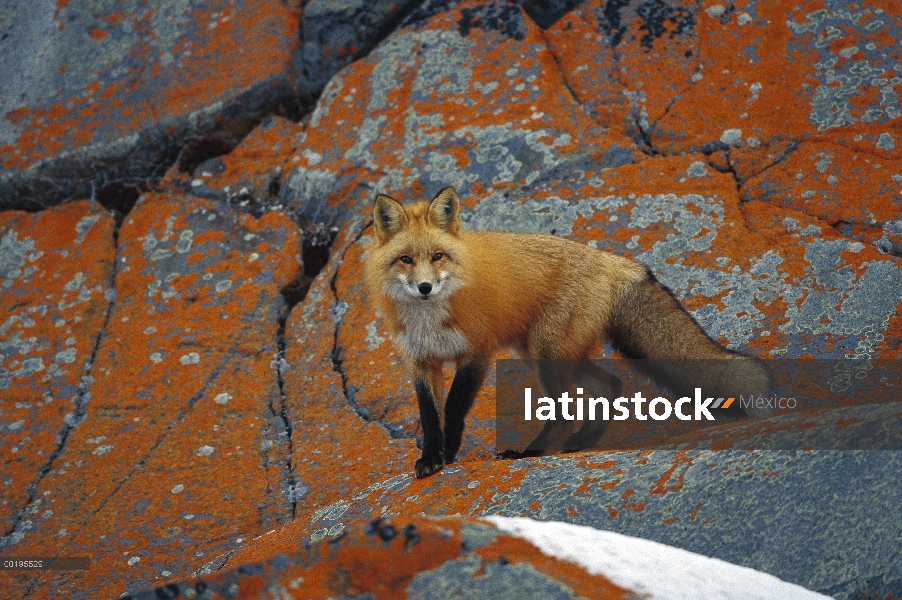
0, 201, 115, 532
0, 0, 303, 209
0, 0, 425, 210
1, 193, 305, 597
281, 0, 638, 227
128, 515, 831, 600
226, 445, 901, 600
277, 217, 421, 521
2, 0, 902, 598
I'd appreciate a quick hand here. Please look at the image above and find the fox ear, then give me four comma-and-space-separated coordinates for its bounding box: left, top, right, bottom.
373, 194, 407, 242
428, 187, 461, 235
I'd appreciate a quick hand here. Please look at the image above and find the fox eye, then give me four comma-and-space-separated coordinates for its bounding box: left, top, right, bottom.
399, 255, 413, 264
432, 252, 443, 261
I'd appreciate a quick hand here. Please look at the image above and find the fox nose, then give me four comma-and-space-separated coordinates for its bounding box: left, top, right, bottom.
417, 282, 433, 296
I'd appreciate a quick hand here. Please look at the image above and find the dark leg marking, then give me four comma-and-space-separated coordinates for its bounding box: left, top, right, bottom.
414, 377, 444, 478
442, 360, 488, 464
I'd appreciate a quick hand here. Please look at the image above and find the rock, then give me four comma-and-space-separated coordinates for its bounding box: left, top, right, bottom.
0, 201, 115, 535
130, 516, 636, 600
543, 1, 902, 168
301, 0, 427, 93
0, 0, 303, 210
128, 515, 831, 600
3, 0, 902, 598
0, 0, 426, 211
742, 140, 902, 237
1, 193, 303, 598
278, 216, 421, 520
178, 116, 306, 207
280, 0, 638, 227
542, 0, 698, 147
229, 445, 901, 599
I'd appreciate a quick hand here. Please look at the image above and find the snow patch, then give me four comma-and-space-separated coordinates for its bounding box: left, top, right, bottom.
484, 517, 830, 600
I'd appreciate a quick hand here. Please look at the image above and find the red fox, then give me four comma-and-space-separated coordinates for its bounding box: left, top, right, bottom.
365, 187, 771, 478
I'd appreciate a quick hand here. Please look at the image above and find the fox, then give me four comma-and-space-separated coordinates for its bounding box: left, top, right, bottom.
365, 187, 771, 478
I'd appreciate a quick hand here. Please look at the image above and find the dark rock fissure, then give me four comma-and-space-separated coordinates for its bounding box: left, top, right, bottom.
93, 180, 146, 229
272, 303, 301, 520
633, 113, 660, 156
0, 231, 118, 552
327, 224, 409, 440
302, 222, 337, 280
272, 221, 340, 519
0, 78, 306, 214
635, 93, 684, 157
270, 310, 299, 520
707, 151, 742, 190
175, 135, 242, 176
48, 355, 234, 564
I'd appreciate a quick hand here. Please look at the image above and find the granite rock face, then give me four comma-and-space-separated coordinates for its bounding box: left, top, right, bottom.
2, 0, 902, 599
0, 0, 423, 210
226, 417, 901, 599
279, 0, 638, 227
2, 193, 304, 596
0, 202, 115, 533
126, 515, 833, 600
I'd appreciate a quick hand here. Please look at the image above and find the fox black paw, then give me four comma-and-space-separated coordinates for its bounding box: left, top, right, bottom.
414, 453, 444, 478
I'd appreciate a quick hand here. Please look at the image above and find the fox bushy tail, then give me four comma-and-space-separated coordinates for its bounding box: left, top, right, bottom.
607, 268, 772, 418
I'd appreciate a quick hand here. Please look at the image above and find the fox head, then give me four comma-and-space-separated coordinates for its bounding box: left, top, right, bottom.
367, 187, 466, 303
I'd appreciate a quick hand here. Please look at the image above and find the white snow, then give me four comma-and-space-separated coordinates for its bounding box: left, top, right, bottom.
484, 516, 831, 600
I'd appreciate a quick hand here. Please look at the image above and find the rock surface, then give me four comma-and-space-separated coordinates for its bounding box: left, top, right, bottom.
1, 0, 901, 599
2, 193, 304, 596
281, 0, 637, 228
126, 515, 832, 600
215, 408, 902, 599
1, 201, 115, 533
0, 0, 423, 210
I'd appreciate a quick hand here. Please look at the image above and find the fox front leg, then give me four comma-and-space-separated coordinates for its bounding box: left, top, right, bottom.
413, 361, 446, 478
442, 358, 490, 464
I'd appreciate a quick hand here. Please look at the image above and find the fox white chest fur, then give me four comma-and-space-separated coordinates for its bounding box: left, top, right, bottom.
394, 295, 469, 361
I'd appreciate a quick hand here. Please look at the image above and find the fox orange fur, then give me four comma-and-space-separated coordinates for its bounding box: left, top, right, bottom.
365, 187, 770, 478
